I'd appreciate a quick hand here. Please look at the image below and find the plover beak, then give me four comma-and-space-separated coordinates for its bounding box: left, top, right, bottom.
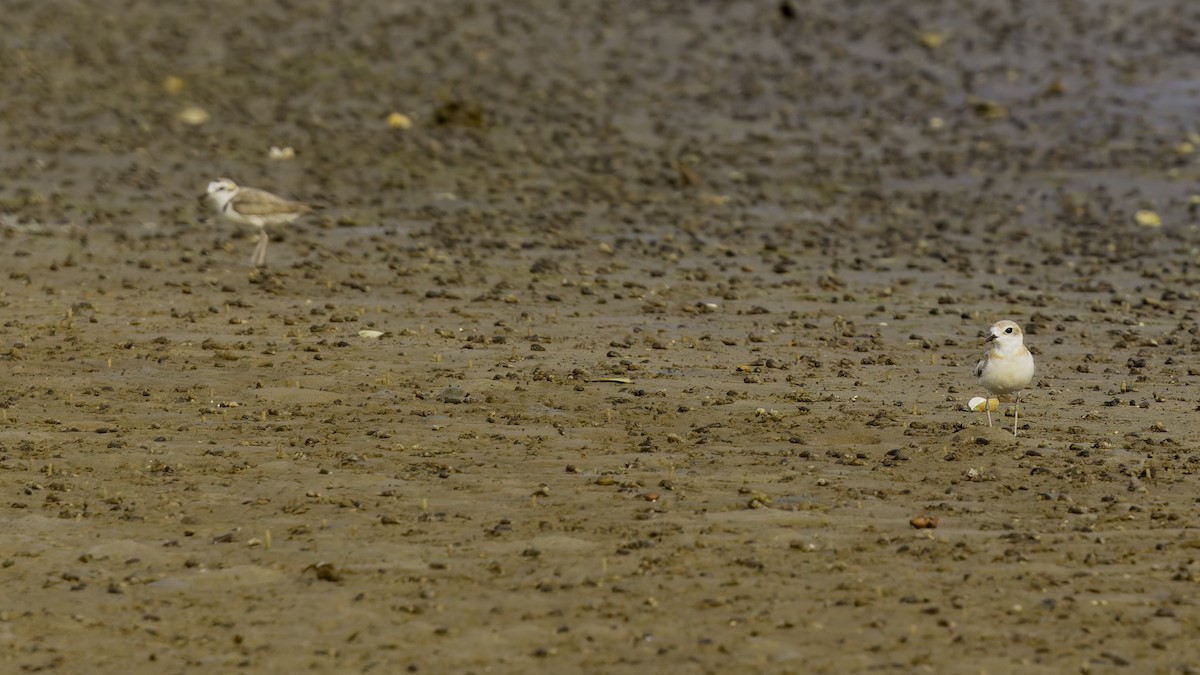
985, 333, 997, 343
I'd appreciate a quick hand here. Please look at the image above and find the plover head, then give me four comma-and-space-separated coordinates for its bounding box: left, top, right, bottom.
985, 319, 1024, 350
202, 178, 240, 208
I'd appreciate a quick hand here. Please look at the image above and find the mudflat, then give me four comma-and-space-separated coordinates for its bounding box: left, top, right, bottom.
2, 2, 1199, 673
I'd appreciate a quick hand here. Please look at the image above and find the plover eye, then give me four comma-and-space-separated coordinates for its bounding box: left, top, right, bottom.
1005, 327, 1013, 334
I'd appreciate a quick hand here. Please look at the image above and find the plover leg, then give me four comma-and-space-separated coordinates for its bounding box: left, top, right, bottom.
251, 230, 269, 266
1013, 392, 1021, 437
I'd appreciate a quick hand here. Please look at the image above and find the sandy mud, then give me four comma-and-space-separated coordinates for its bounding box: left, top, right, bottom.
2, 1, 1200, 673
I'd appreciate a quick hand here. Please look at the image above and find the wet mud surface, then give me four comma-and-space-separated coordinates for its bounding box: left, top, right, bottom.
3, 1, 1200, 672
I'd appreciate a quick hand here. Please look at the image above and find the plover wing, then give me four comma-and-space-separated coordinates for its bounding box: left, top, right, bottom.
231, 187, 311, 217
974, 353, 988, 378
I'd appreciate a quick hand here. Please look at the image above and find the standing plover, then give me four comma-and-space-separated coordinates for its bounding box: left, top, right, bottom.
975, 319, 1036, 436
201, 178, 312, 267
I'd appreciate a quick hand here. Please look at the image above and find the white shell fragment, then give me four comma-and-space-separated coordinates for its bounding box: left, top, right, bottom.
177, 106, 210, 126
357, 330, 385, 339
1134, 210, 1161, 228
967, 396, 999, 412
387, 112, 413, 129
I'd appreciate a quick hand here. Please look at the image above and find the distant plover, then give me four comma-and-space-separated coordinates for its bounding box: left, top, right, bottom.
201, 178, 312, 267
975, 319, 1036, 436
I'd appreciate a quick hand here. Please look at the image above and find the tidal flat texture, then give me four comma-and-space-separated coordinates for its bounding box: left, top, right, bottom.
1, 2, 1200, 673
